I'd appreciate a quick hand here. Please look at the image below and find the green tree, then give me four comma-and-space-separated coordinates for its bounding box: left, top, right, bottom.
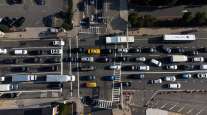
129, 13, 140, 27
182, 12, 193, 25
193, 12, 207, 25
143, 15, 156, 27
0, 24, 9, 32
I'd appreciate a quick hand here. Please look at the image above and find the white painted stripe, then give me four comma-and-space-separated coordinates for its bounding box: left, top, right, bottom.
196, 107, 206, 115
160, 103, 168, 109
122, 70, 207, 74
178, 105, 186, 112
186, 108, 194, 114
169, 103, 178, 110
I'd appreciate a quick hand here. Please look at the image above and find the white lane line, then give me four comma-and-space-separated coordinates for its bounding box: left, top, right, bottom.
7, 72, 60, 75
160, 103, 168, 109
196, 107, 206, 115
122, 70, 207, 74
0, 63, 60, 67
0, 55, 61, 58
178, 105, 186, 112
11, 47, 60, 49
169, 103, 178, 110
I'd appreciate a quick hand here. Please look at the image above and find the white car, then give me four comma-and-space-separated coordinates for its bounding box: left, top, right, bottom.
164, 76, 176, 81
109, 64, 121, 70
0, 48, 7, 54
150, 79, 162, 84
135, 57, 146, 62
0, 77, 5, 82
117, 48, 128, 53
50, 49, 63, 55
193, 57, 204, 62
14, 49, 28, 55
150, 59, 162, 67
197, 73, 207, 78
81, 57, 94, 62
168, 83, 181, 89
166, 65, 178, 70
137, 65, 150, 71
52, 40, 65, 46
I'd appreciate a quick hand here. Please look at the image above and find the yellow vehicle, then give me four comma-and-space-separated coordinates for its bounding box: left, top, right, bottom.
87, 48, 101, 55
85, 82, 97, 88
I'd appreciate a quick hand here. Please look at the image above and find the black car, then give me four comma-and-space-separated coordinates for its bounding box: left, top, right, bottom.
1, 17, 13, 27
95, 57, 110, 62
114, 57, 128, 62
47, 83, 63, 89
45, 58, 60, 63
186, 50, 199, 56
2, 59, 17, 64
1, 93, 17, 98
79, 65, 95, 71
71, 48, 85, 53
80, 75, 96, 81
101, 48, 112, 54
197, 47, 207, 53
160, 45, 172, 53
13, 17, 25, 27
35, 0, 45, 5
29, 50, 43, 55
114, 82, 132, 88
39, 66, 58, 72
7, 0, 22, 5
180, 65, 194, 70
172, 47, 185, 53
128, 48, 141, 53
127, 74, 145, 79
143, 47, 157, 53
122, 65, 136, 71
11, 67, 29, 72
23, 58, 42, 63
63, 57, 79, 62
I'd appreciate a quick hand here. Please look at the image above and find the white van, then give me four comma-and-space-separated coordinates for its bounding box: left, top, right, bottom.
14, 49, 27, 55
200, 64, 207, 70
168, 83, 181, 89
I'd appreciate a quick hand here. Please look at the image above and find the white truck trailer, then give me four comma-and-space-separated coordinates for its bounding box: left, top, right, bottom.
105, 36, 134, 44
170, 55, 188, 62
163, 34, 196, 42
12, 75, 37, 82
0, 84, 19, 91
46, 75, 75, 82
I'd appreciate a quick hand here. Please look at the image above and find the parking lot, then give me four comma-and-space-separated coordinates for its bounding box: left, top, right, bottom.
0, 0, 65, 27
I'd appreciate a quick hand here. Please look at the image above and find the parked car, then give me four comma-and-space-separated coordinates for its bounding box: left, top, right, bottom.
63, 57, 79, 62
181, 73, 192, 79
23, 57, 42, 63
134, 57, 146, 62
71, 48, 85, 53
39, 66, 58, 72
2, 59, 17, 64
12, 17, 25, 27
79, 65, 95, 71
47, 83, 63, 89
166, 65, 178, 70
48, 28, 65, 33
172, 47, 185, 53
7, 0, 23, 5
81, 57, 94, 62
102, 76, 118, 81
181, 65, 194, 70
108, 64, 121, 70
85, 82, 97, 88
35, 0, 46, 5
128, 48, 141, 53
200, 64, 207, 70
192, 57, 204, 62
117, 48, 128, 53
87, 48, 101, 55
137, 65, 150, 71
14, 49, 27, 55
150, 59, 162, 67
114, 57, 128, 62
167, 83, 181, 89
28, 50, 43, 55
101, 48, 112, 54
96, 57, 110, 62
52, 40, 65, 46
80, 75, 96, 81
10, 67, 29, 72
164, 76, 176, 81
186, 50, 199, 55
50, 49, 62, 55
0, 49, 7, 54
196, 73, 207, 79
143, 47, 157, 53
149, 79, 162, 84
45, 58, 60, 63
127, 74, 144, 79
161, 45, 172, 53
114, 82, 132, 88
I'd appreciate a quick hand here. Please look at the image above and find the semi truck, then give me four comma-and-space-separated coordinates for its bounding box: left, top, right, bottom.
46, 75, 75, 82
163, 34, 196, 42
12, 75, 37, 82
0, 84, 19, 91
105, 36, 134, 44
170, 55, 188, 62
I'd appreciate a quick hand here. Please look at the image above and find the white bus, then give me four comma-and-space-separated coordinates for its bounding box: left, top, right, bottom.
163, 34, 196, 42
105, 36, 134, 44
